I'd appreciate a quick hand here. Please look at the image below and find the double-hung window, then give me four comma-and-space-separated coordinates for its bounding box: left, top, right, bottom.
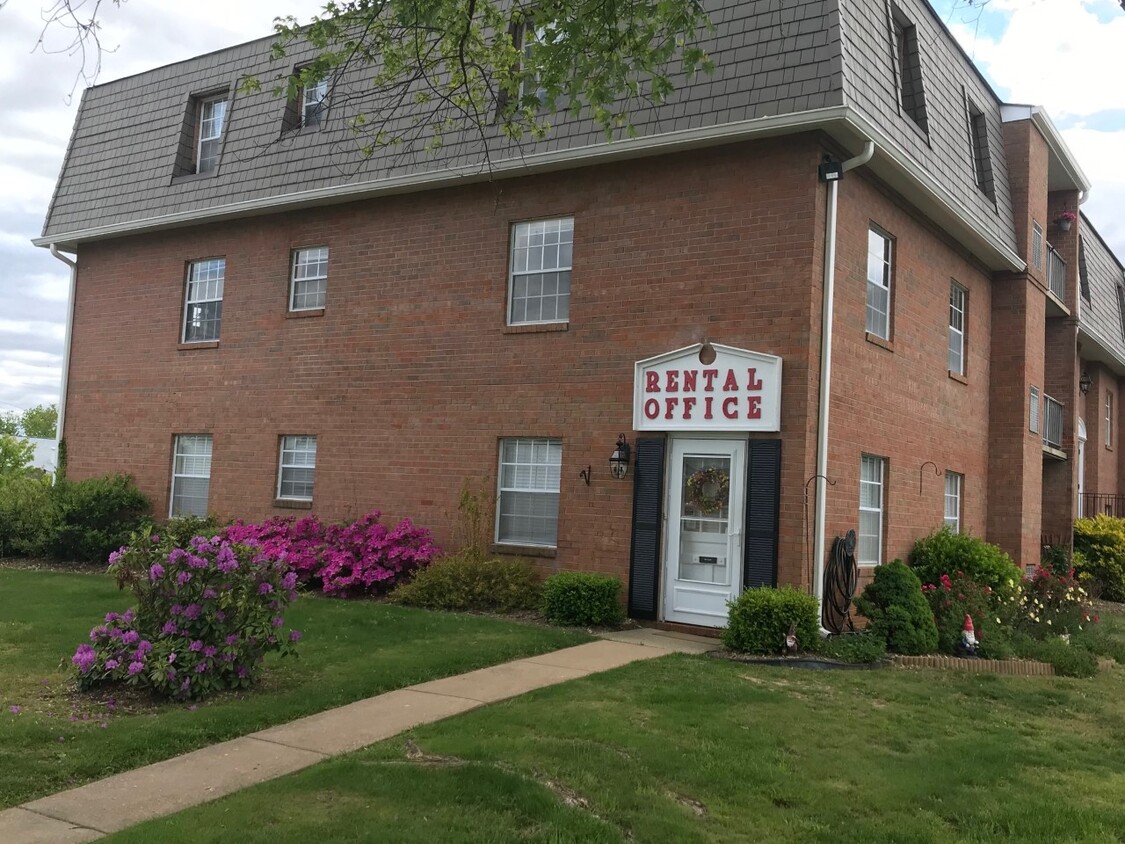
1107, 391, 1114, 449
278, 435, 317, 501
290, 247, 329, 311
866, 228, 893, 339
944, 472, 962, 533
496, 437, 562, 547
892, 9, 928, 133
858, 455, 886, 566
183, 258, 225, 343
302, 77, 328, 128
509, 218, 573, 325
948, 282, 966, 375
195, 95, 226, 174
1029, 386, 1040, 434
170, 434, 212, 518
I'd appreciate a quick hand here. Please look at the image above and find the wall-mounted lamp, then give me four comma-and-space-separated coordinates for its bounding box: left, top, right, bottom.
818, 156, 843, 183
609, 434, 631, 480
1080, 370, 1093, 396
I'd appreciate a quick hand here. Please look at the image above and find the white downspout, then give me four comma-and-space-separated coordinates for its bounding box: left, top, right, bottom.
49, 244, 77, 462
813, 141, 875, 630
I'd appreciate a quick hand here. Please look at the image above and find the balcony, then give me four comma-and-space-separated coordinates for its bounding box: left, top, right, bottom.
1042, 394, 1064, 456
1080, 493, 1125, 518
1047, 244, 1066, 302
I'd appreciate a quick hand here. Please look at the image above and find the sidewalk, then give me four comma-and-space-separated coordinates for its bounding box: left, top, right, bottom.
0, 629, 715, 844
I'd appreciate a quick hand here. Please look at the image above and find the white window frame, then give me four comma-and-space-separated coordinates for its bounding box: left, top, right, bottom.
948, 282, 966, 375
1032, 221, 1043, 271
944, 471, 962, 534
866, 228, 893, 340
1107, 390, 1114, 449
170, 434, 212, 518
196, 95, 226, 174
495, 437, 562, 547
858, 455, 886, 566
508, 218, 574, 326
277, 435, 317, 502
302, 77, 328, 127
1029, 386, 1040, 434
290, 246, 329, 311
182, 258, 225, 343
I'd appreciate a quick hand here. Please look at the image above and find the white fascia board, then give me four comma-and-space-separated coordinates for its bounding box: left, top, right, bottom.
1079, 322, 1125, 376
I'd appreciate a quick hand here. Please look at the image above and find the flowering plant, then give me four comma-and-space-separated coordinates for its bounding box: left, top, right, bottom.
74, 530, 299, 700
1018, 562, 1098, 638
222, 511, 438, 596
1057, 211, 1077, 223
922, 571, 1010, 655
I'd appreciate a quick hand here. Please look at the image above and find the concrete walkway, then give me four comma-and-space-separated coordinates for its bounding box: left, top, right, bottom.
0, 629, 715, 843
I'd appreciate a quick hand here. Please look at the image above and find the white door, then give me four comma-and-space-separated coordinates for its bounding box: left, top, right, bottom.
663, 438, 746, 627
1078, 417, 1086, 517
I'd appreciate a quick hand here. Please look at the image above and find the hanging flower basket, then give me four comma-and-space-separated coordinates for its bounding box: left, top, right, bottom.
686, 467, 730, 514
1056, 211, 1076, 232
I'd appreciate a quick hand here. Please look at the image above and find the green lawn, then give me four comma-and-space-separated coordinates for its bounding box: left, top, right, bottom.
0, 569, 590, 808
109, 623, 1125, 844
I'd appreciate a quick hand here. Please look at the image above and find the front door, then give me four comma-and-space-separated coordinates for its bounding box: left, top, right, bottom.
662, 438, 746, 627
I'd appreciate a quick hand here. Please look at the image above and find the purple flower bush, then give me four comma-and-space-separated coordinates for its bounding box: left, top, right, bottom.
221, 511, 438, 596
74, 532, 299, 700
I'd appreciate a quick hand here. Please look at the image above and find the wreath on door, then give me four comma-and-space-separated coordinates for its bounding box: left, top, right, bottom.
686, 467, 730, 514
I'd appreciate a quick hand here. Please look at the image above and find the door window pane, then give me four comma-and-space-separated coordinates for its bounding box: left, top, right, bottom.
678, 454, 732, 585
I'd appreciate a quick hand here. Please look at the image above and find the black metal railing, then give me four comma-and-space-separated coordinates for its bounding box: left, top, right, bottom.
1080, 493, 1125, 518
1042, 395, 1063, 449
1047, 245, 1067, 301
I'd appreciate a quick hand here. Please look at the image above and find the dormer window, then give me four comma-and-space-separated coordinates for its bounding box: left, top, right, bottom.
302, 77, 328, 128
891, 8, 927, 133
967, 100, 995, 201
195, 95, 227, 174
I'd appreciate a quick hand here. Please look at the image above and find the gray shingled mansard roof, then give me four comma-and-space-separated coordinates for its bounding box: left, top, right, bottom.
1079, 215, 1125, 371
37, 0, 1089, 275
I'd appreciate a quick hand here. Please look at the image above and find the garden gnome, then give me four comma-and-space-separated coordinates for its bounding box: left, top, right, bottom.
959, 614, 979, 656
784, 622, 798, 656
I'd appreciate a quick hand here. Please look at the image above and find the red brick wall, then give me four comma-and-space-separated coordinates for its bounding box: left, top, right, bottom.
825, 169, 993, 574
64, 136, 826, 582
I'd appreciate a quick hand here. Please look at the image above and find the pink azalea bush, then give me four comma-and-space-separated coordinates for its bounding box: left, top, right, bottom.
73, 531, 299, 700
221, 511, 438, 596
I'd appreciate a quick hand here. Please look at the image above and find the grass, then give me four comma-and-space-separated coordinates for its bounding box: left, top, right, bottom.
0, 568, 590, 808
109, 617, 1125, 844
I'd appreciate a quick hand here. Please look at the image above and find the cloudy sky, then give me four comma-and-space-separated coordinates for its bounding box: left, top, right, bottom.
0, 0, 1122, 415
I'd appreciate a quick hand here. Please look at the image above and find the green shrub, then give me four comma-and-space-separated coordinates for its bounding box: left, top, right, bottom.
909, 527, 1022, 592
922, 571, 1012, 656
722, 587, 819, 655
812, 632, 887, 663
1010, 632, 1099, 678
0, 474, 57, 557
391, 554, 541, 613
854, 560, 938, 655
541, 571, 624, 627
160, 514, 225, 548
1073, 515, 1125, 602
48, 474, 151, 564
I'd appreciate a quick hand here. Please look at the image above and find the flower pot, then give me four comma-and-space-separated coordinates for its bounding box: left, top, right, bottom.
1057, 218, 1073, 232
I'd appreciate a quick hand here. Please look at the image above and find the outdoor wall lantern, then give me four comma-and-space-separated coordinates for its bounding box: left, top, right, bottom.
1080, 370, 1093, 396
609, 434, 632, 480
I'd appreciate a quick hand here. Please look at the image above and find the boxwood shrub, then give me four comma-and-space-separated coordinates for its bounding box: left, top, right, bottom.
722, 586, 819, 655
390, 554, 541, 613
541, 571, 624, 627
854, 560, 938, 655
1073, 515, 1125, 602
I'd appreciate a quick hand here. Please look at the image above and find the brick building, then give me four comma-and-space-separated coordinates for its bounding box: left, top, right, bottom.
36, 0, 1125, 628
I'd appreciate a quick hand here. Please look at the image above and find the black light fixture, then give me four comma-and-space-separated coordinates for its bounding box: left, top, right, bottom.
1080, 370, 1093, 396
609, 434, 631, 480
818, 155, 843, 183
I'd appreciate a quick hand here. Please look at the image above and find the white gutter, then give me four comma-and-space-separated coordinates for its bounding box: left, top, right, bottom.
48, 244, 77, 460
813, 140, 875, 632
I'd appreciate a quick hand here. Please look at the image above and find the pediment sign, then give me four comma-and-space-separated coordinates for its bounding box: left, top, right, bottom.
633, 343, 782, 432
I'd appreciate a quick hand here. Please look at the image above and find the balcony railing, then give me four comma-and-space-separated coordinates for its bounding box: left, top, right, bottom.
1080, 493, 1125, 518
1047, 244, 1066, 301
1042, 394, 1064, 450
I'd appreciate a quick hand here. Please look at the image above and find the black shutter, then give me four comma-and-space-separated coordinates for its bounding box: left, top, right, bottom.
744, 439, 781, 588
628, 437, 666, 619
